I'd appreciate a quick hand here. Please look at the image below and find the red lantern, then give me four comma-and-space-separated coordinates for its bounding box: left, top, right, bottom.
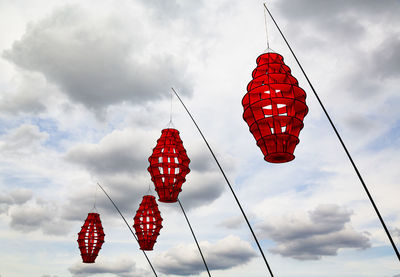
133, 195, 163, 250
77, 213, 105, 263
242, 52, 308, 163
148, 128, 190, 202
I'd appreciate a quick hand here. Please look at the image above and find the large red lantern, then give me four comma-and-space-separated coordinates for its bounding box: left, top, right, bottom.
77, 213, 105, 263
242, 52, 308, 163
133, 195, 163, 250
148, 128, 190, 202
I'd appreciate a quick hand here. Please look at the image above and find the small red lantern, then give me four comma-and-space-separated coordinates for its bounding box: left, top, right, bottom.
148, 128, 190, 202
77, 213, 105, 263
242, 52, 308, 163
133, 195, 163, 250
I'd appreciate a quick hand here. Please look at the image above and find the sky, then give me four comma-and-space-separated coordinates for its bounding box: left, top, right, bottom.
0, 0, 400, 277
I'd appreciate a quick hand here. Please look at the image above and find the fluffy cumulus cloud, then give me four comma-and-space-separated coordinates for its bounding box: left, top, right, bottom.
69, 258, 150, 277
0, 188, 32, 214
66, 128, 151, 175
0, 124, 49, 155
258, 204, 371, 260
154, 235, 257, 275
0, 187, 72, 235
3, 5, 192, 112
0, 72, 49, 115
8, 196, 71, 235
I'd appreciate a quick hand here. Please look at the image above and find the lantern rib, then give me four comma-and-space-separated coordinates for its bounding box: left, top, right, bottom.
178, 199, 212, 277
263, 2, 400, 262
171, 87, 274, 277
96, 182, 159, 277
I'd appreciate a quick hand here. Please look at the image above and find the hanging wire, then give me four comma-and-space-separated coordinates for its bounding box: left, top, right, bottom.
263, 3, 270, 50
90, 183, 98, 212
96, 182, 159, 276
178, 199, 212, 277
167, 89, 175, 128
262, 2, 400, 262
171, 87, 274, 277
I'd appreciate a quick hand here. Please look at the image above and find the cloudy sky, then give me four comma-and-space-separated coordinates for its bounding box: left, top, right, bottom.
0, 0, 400, 276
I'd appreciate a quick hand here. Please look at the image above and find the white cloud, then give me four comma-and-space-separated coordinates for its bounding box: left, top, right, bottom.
69, 257, 150, 277
0, 124, 49, 154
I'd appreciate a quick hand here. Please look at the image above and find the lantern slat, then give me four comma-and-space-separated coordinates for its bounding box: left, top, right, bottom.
242, 52, 308, 163
148, 128, 190, 202
77, 213, 105, 263
133, 195, 163, 251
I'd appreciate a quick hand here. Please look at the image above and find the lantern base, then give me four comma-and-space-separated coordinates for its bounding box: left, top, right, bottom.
158, 198, 178, 203
140, 247, 154, 251
264, 152, 294, 163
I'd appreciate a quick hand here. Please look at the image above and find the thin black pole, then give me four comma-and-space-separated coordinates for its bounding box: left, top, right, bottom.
96, 183, 159, 276
178, 199, 212, 277
171, 88, 274, 277
263, 3, 400, 262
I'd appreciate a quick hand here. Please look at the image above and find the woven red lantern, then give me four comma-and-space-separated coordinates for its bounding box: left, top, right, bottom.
77, 213, 105, 263
148, 128, 190, 202
133, 195, 163, 250
242, 52, 308, 163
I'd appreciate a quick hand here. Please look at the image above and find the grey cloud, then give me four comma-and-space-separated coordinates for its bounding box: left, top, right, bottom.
0, 124, 48, 153
66, 129, 151, 175
339, 34, 400, 101
394, 228, 400, 239
216, 216, 243, 229
270, 229, 370, 260
139, 0, 205, 32
9, 188, 33, 204
276, 0, 400, 26
7, 196, 71, 235
180, 173, 224, 210
0, 73, 47, 115
0, 188, 33, 214
393, 275, 400, 277
9, 201, 52, 232
189, 148, 215, 172
274, 0, 400, 50
61, 174, 147, 221
155, 235, 257, 275
258, 204, 371, 260
373, 35, 400, 79
3, 5, 192, 112
69, 258, 150, 277
0, 194, 13, 214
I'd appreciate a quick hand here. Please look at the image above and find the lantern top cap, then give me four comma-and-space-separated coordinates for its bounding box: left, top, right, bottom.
88, 212, 100, 216
256, 52, 284, 65
161, 128, 180, 134
143, 194, 156, 200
